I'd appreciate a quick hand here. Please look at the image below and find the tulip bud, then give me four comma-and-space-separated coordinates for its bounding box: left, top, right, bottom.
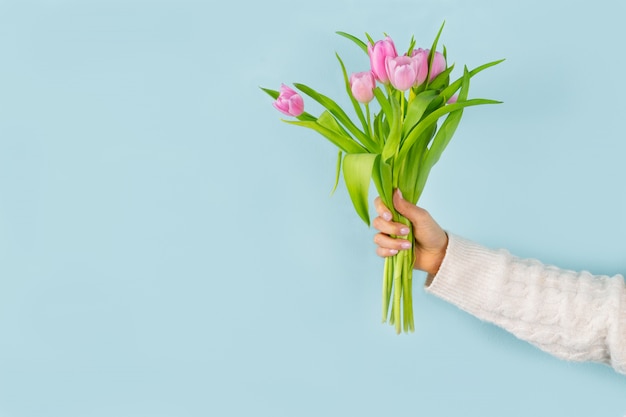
349, 71, 376, 103
273, 84, 304, 117
385, 55, 419, 91
367, 37, 398, 84
429, 51, 446, 81
410, 48, 430, 86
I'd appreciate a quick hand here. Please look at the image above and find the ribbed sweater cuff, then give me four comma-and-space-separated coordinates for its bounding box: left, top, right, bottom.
424, 233, 511, 317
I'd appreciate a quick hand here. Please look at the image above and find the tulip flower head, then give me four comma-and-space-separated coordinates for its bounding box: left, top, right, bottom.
429, 51, 446, 81
411, 48, 447, 84
273, 84, 304, 117
367, 37, 398, 84
385, 55, 419, 91
410, 48, 430, 86
349, 71, 376, 103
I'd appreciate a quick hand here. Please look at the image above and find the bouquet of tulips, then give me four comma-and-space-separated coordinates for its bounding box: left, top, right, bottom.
262, 22, 503, 333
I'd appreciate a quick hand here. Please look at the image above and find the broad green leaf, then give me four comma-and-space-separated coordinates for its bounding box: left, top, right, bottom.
373, 87, 392, 122
397, 98, 501, 162
374, 111, 388, 144
335, 31, 368, 54
423, 108, 463, 174
317, 110, 352, 141
381, 93, 402, 162
427, 64, 455, 90
441, 59, 505, 100
343, 153, 378, 225
403, 90, 439, 136
411, 110, 463, 202
294, 83, 375, 151
421, 67, 470, 172
331, 150, 343, 195
398, 124, 435, 204
285, 119, 366, 154
372, 156, 392, 211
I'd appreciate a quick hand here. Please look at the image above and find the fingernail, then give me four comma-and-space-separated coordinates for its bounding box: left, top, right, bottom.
389, 249, 398, 255
400, 227, 409, 236
400, 241, 412, 249
397, 189, 404, 199
382, 212, 392, 221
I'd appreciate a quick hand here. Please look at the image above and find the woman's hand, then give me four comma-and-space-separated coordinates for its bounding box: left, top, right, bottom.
372, 189, 448, 276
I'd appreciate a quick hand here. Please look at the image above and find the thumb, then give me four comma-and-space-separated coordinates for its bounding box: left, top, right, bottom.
392, 189, 424, 226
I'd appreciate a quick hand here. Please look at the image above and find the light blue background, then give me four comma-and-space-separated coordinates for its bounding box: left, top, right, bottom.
1, 0, 625, 416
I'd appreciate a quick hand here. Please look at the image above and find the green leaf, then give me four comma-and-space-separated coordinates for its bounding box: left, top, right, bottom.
374, 111, 388, 144
331, 150, 343, 195
397, 98, 501, 162
372, 156, 392, 210
423, 108, 463, 173
343, 153, 378, 226
260, 87, 279, 99
406, 35, 416, 55
336, 31, 368, 54
285, 118, 366, 154
441, 58, 505, 100
381, 93, 402, 162
398, 124, 436, 204
403, 90, 439, 136
317, 110, 351, 139
427, 63, 455, 90
294, 83, 376, 151
373, 87, 392, 122
421, 67, 470, 173
425, 21, 446, 88
457, 65, 471, 101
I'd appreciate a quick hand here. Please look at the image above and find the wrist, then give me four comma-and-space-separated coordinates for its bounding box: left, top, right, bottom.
427, 232, 449, 277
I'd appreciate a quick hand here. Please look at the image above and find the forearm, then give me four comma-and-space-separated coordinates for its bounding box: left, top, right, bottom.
425, 234, 626, 375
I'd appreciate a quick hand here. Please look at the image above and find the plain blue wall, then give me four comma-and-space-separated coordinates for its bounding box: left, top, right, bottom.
0, 0, 625, 416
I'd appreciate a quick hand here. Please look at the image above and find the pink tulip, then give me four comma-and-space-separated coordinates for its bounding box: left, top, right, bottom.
430, 51, 446, 81
349, 71, 376, 103
411, 48, 447, 83
410, 48, 430, 86
367, 37, 398, 84
273, 84, 304, 117
385, 55, 419, 91
447, 94, 458, 104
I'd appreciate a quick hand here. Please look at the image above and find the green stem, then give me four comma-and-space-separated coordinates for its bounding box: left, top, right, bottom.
402, 231, 415, 333
380, 91, 417, 334
393, 253, 402, 334
365, 103, 375, 146
382, 255, 390, 322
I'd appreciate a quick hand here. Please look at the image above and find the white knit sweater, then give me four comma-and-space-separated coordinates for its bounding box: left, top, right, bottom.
425, 234, 626, 376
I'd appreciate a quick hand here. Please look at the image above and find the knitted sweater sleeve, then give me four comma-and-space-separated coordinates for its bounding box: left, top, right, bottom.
424, 233, 626, 375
